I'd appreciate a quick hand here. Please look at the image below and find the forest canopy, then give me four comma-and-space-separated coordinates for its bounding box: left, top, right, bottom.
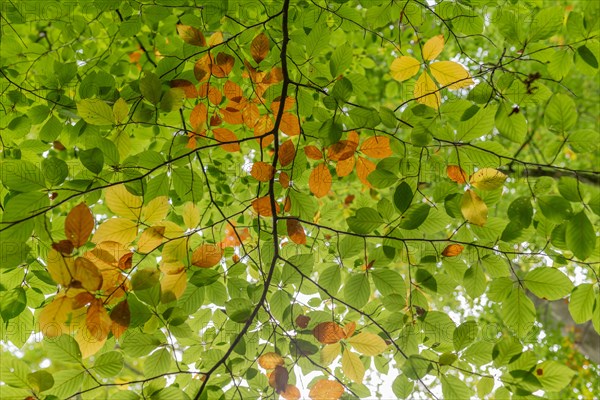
0, 0, 599, 399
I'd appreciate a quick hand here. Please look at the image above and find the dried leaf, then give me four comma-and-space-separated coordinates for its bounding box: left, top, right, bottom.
211, 52, 234, 78
177, 25, 206, 46
336, 156, 355, 177
279, 171, 290, 188
213, 127, 241, 152
356, 157, 376, 187
304, 145, 323, 160
280, 113, 300, 136
110, 300, 130, 339
170, 79, 198, 98
65, 203, 94, 248
190, 103, 208, 129
269, 365, 289, 394
52, 240, 74, 254
252, 195, 280, 217
327, 140, 357, 161
295, 315, 310, 328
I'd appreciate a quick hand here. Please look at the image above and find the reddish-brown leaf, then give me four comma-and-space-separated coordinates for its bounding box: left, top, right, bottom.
177, 25, 206, 46
252, 196, 280, 217
251, 32, 270, 64
295, 315, 310, 328
313, 322, 345, 344
211, 52, 234, 78
110, 300, 130, 339
309, 163, 332, 198
280, 113, 300, 136
191, 244, 223, 268
287, 219, 306, 245
309, 380, 345, 400
327, 140, 358, 161
213, 128, 241, 152
447, 165, 468, 184
442, 244, 464, 257
304, 145, 323, 160
85, 299, 112, 343
194, 54, 212, 82
343, 321, 356, 338
268, 365, 289, 394
52, 240, 74, 254
170, 79, 198, 98
283, 196, 291, 213
65, 203, 94, 248
360, 136, 393, 158
223, 80, 243, 100
279, 140, 296, 166
279, 171, 290, 189
251, 161, 275, 182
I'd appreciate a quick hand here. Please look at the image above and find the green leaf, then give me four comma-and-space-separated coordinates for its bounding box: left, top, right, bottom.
453, 320, 478, 351
79, 148, 104, 174
332, 77, 353, 102
45, 335, 82, 364
524, 267, 573, 300
566, 211, 596, 260
502, 288, 536, 338
77, 99, 115, 125
42, 157, 69, 186
371, 269, 406, 297
392, 374, 414, 399
27, 370, 54, 392
225, 298, 254, 323
140, 72, 162, 105
0, 160, 46, 192
495, 103, 527, 143
144, 348, 173, 377
94, 351, 124, 378
399, 203, 430, 230
535, 360, 575, 392
545, 94, 577, 132
537, 196, 573, 223
121, 331, 163, 357
463, 264, 487, 299
507, 196, 533, 228
457, 105, 497, 141
0, 287, 26, 320
344, 273, 370, 309
529, 7, 564, 42
393, 182, 413, 213
578, 45, 598, 69
347, 207, 383, 234
569, 284, 595, 323
441, 374, 474, 400
330, 43, 353, 77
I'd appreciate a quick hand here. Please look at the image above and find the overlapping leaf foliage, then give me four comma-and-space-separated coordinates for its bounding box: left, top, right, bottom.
0, 1, 599, 399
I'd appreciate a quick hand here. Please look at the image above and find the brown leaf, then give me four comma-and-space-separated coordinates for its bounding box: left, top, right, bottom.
65, 203, 94, 248
447, 165, 468, 184
269, 365, 289, 394
287, 219, 306, 245
254, 114, 274, 147
343, 321, 356, 338
190, 103, 208, 130
177, 25, 206, 46
279, 171, 290, 189
52, 240, 74, 255
442, 244, 464, 257
170, 79, 198, 98
110, 300, 130, 339
309, 380, 345, 400
213, 128, 241, 152
280, 113, 300, 136
252, 195, 280, 217
194, 54, 212, 82
258, 352, 285, 369
279, 140, 296, 166
304, 145, 323, 160
356, 157, 376, 187
336, 156, 355, 177
251, 32, 270, 64
223, 80, 243, 100
309, 163, 332, 198
192, 244, 223, 268
251, 161, 275, 182
283, 196, 291, 213
360, 136, 392, 158
211, 52, 234, 78
313, 322, 345, 344
295, 315, 310, 328
327, 140, 358, 161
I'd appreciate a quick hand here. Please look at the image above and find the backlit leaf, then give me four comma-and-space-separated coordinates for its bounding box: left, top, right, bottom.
258, 352, 285, 369
414, 72, 440, 109
360, 136, 392, 158
251, 161, 275, 182
348, 332, 387, 356
341, 348, 365, 383
65, 203, 94, 248
422, 34, 444, 61
390, 56, 421, 82
191, 244, 223, 268
251, 32, 270, 64
177, 24, 206, 46
430, 61, 473, 89
469, 168, 507, 190
309, 380, 344, 400
461, 190, 488, 226
309, 163, 332, 198
313, 322, 345, 344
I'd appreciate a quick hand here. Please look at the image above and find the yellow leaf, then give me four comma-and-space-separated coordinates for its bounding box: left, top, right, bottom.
182, 202, 200, 230
47, 249, 75, 286
422, 34, 444, 61
342, 321, 356, 338
341, 348, 365, 383
72, 257, 103, 291
469, 168, 507, 190
429, 61, 473, 89
92, 218, 138, 245
461, 189, 488, 226
320, 342, 341, 366
258, 352, 285, 369
347, 332, 388, 356
65, 203, 94, 248
390, 56, 421, 81
192, 243, 223, 268
113, 98, 129, 124
104, 185, 143, 220
77, 299, 111, 358
39, 295, 73, 337
309, 380, 345, 400
414, 72, 440, 109
137, 226, 166, 254
160, 263, 187, 303
309, 163, 332, 198
142, 196, 170, 225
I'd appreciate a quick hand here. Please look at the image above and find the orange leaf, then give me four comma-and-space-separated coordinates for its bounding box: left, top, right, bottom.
243, 103, 261, 128
213, 128, 241, 152
304, 145, 323, 160
223, 80, 243, 100
279, 140, 296, 166
283, 196, 291, 213
251, 161, 275, 182
348, 130, 359, 144
309, 163, 332, 198
447, 165, 468, 184
327, 140, 358, 161
221, 222, 250, 248
356, 157, 376, 187
251, 32, 270, 64
282, 385, 301, 400
343, 321, 356, 338
313, 322, 345, 344
190, 103, 208, 130
79, 299, 112, 358
279, 171, 290, 189
220, 105, 243, 125
258, 352, 285, 369
65, 203, 94, 248
254, 114, 274, 147
199, 83, 223, 105
269, 365, 289, 394
110, 300, 130, 339
336, 156, 355, 177
211, 52, 234, 78
442, 244, 464, 257
194, 54, 212, 82
309, 380, 345, 400
280, 113, 300, 136
170, 79, 198, 98
72, 257, 103, 291
360, 136, 392, 158
252, 195, 279, 217
191, 244, 223, 268
287, 219, 306, 245
177, 24, 206, 46
208, 31, 223, 46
